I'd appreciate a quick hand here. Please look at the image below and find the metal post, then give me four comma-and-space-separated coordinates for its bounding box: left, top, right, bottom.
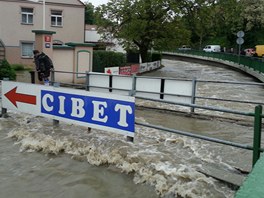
127, 136, 134, 142
160, 78, 165, 99
129, 74, 137, 96
29, 71, 35, 84
1, 108, 7, 118
52, 82, 60, 126
50, 69, 55, 86
190, 78, 197, 113
1, 78, 9, 117
85, 72, 91, 132
109, 74, 113, 92
85, 71, 90, 91
238, 44, 241, 65
253, 105, 262, 166
127, 74, 136, 143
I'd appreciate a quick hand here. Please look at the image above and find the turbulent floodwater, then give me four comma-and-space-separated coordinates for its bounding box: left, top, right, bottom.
1, 59, 263, 198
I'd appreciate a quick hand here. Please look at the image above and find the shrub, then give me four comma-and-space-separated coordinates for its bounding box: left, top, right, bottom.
0, 59, 16, 80
93, 50, 126, 72
11, 64, 25, 71
151, 52, 162, 61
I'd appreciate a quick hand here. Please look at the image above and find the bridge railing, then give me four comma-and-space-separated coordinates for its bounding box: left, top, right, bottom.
171, 50, 264, 73
2, 70, 263, 167
49, 71, 264, 116
50, 70, 264, 167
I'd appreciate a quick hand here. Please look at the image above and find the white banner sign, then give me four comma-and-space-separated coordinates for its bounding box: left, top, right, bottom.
2, 81, 135, 137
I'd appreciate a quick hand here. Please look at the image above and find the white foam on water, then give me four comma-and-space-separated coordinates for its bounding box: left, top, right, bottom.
7, 122, 235, 198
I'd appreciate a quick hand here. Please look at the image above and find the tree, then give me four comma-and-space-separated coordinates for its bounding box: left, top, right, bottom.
95, 0, 190, 63
84, 2, 96, 24
211, 0, 243, 47
240, 0, 264, 45
180, 0, 244, 49
0, 59, 16, 80
241, 0, 264, 31
179, 0, 215, 49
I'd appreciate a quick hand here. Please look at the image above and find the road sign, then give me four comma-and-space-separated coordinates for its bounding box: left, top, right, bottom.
2, 81, 135, 137
237, 31, 245, 38
236, 37, 244, 45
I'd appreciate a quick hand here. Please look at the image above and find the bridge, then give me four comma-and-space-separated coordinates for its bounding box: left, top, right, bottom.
163, 50, 264, 83
1, 54, 264, 197
162, 51, 264, 198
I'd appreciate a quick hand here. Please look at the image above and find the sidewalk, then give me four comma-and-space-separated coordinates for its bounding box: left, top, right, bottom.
235, 153, 264, 197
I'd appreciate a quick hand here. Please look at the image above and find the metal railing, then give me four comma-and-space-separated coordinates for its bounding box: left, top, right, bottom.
169, 50, 264, 73
51, 70, 264, 166
1, 70, 264, 167
49, 70, 264, 115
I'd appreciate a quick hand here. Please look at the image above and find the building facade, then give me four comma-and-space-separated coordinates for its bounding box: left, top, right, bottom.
0, 0, 85, 66
85, 24, 125, 53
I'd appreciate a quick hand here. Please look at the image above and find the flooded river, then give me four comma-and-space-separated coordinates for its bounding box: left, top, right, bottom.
1, 59, 263, 198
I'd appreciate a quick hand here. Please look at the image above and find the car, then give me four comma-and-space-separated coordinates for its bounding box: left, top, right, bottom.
203, 45, 221, 52
244, 48, 255, 56
178, 45, 191, 50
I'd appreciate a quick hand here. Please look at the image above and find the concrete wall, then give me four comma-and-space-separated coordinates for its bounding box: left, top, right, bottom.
53, 48, 74, 83
52, 45, 94, 84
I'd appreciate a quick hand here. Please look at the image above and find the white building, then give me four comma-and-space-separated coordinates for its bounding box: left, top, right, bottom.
85, 24, 125, 53
0, 0, 85, 65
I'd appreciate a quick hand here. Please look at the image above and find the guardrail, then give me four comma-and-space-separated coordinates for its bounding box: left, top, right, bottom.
50, 71, 264, 113
1, 70, 264, 167
49, 70, 264, 167
169, 50, 264, 73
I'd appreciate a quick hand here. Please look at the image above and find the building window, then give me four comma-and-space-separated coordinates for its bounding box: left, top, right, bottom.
21, 7, 33, 24
51, 10, 63, 27
21, 42, 34, 58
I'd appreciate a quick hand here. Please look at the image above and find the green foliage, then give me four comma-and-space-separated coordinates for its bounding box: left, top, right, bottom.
240, 0, 264, 31
0, 59, 16, 80
95, 0, 190, 62
11, 64, 25, 71
94, 0, 264, 53
92, 51, 126, 72
84, 2, 96, 24
205, 36, 227, 48
151, 52, 162, 62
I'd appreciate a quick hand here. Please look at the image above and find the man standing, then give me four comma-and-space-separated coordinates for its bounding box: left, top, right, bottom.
33, 50, 54, 85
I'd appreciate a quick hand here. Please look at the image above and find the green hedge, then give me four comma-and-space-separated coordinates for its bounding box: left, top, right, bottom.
151, 52, 162, 62
11, 64, 25, 71
0, 59, 16, 80
93, 51, 126, 72
92, 51, 161, 73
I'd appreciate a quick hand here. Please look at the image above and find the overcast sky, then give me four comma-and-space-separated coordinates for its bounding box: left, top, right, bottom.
81, 0, 109, 7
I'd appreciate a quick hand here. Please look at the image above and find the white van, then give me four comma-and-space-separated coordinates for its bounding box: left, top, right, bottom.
203, 45, 221, 52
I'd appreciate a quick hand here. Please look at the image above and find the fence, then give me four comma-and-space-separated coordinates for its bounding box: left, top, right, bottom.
105, 60, 161, 75
171, 50, 264, 73
1, 70, 264, 167
49, 70, 264, 167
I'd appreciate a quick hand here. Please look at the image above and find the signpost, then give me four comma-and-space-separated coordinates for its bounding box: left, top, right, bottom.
236, 31, 245, 64
2, 81, 135, 137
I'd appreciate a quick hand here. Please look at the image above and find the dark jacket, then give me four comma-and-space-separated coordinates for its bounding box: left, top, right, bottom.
34, 52, 54, 80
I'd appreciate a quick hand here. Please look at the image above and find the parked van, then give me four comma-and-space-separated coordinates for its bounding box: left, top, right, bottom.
203, 45, 221, 52
178, 45, 191, 51
255, 45, 264, 57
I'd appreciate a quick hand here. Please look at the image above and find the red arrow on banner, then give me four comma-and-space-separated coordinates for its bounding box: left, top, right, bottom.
4, 87, 36, 107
